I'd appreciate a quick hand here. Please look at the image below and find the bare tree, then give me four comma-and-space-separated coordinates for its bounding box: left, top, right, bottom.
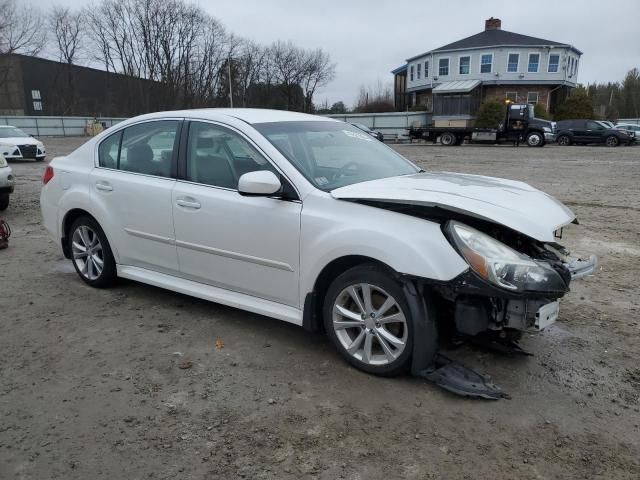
48, 5, 85, 64
0, 0, 46, 55
299, 48, 335, 112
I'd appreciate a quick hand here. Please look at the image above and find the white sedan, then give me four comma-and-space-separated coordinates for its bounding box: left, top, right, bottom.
0, 125, 47, 161
40, 109, 596, 377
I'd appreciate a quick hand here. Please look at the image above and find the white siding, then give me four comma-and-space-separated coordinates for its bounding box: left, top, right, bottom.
406, 46, 579, 90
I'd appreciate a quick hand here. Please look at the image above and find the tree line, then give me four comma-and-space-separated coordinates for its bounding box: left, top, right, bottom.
0, 0, 335, 115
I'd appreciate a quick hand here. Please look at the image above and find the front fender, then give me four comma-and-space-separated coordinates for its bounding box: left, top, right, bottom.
299, 194, 468, 303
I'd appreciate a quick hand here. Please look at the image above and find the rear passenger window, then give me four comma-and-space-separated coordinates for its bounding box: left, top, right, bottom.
186, 121, 277, 189
98, 131, 121, 169
98, 121, 178, 177
119, 121, 178, 177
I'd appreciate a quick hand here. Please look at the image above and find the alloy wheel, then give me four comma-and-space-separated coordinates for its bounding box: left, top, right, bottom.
606, 136, 619, 147
332, 283, 408, 366
71, 225, 104, 281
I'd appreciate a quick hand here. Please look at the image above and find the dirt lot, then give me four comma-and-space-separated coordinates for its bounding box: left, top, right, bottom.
1, 138, 639, 479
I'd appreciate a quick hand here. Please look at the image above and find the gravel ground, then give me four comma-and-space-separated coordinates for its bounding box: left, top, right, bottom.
1, 137, 639, 479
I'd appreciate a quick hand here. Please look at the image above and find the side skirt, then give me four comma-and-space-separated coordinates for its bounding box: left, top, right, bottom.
117, 265, 303, 326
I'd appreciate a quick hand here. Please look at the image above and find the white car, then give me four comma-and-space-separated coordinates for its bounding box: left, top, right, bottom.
40, 109, 597, 377
0, 125, 47, 161
614, 123, 639, 142
0, 153, 15, 210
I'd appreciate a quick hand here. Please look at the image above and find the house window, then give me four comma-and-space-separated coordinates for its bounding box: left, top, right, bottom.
506, 92, 518, 102
417, 62, 421, 79
410, 65, 414, 81
33, 101, 43, 111
438, 58, 449, 76
507, 53, 519, 73
31, 90, 41, 100
528, 53, 540, 72
424, 61, 429, 78
480, 54, 492, 73
548, 54, 560, 73
527, 92, 539, 105
459, 56, 470, 75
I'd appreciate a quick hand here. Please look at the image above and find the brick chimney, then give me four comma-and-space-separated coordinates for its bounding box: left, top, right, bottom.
485, 17, 502, 30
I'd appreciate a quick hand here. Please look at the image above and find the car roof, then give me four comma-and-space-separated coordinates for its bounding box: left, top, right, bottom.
124, 108, 339, 125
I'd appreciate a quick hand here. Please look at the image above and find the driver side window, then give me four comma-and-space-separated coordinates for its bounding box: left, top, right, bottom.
186, 122, 277, 189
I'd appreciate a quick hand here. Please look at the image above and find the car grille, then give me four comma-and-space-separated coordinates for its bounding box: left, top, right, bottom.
18, 144, 38, 158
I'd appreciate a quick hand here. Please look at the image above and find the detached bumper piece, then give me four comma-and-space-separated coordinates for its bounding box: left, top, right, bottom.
565, 255, 598, 279
415, 354, 509, 400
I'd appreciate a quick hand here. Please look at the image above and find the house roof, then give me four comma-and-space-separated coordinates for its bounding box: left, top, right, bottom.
391, 64, 407, 75
407, 28, 582, 61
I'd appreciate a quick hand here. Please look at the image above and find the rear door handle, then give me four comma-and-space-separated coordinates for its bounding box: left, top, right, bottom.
176, 197, 201, 209
95, 181, 113, 192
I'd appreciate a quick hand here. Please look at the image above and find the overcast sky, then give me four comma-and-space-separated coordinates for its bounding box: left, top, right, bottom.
30, 0, 640, 107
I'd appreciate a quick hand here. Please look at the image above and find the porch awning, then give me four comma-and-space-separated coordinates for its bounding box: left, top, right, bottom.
432, 80, 481, 94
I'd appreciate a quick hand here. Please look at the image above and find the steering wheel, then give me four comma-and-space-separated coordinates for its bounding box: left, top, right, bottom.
334, 161, 361, 179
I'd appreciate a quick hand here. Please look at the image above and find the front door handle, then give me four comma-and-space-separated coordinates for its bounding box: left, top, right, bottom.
95, 181, 113, 192
176, 197, 201, 209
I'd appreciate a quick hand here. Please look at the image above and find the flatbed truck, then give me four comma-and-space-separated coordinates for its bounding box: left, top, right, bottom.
407, 103, 556, 147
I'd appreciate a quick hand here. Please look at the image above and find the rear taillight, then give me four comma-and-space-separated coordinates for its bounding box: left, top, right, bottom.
42, 166, 54, 185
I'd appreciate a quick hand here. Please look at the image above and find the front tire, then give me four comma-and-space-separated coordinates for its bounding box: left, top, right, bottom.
605, 135, 619, 147
68, 216, 117, 288
323, 264, 420, 376
0, 194, 8, 211
526, 131, 544, 147
35, 156, 45, 162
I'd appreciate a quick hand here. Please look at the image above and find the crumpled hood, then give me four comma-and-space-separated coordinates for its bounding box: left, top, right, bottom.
331, 172, 575, 242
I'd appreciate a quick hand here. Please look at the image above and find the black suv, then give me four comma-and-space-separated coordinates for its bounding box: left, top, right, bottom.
556, 120, 632, 147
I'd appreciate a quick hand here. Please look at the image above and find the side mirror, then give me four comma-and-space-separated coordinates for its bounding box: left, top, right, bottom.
238, 170, 282, 196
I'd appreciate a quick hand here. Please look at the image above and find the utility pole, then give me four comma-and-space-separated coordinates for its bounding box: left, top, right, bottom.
228, 55, 233, 108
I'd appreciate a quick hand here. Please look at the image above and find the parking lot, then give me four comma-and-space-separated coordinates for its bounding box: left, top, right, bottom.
1, 137, 639, 479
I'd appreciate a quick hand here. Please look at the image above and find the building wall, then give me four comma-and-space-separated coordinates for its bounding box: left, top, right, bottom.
406, 46, 580, 92
483, 85, 553, 111
0, 56, 26, 115
0, 54, 168, 117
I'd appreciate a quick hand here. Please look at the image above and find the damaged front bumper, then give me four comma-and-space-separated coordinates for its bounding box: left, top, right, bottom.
433, 250, 597, 336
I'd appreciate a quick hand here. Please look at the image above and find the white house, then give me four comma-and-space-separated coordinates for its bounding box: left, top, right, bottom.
393, 18, 582, 117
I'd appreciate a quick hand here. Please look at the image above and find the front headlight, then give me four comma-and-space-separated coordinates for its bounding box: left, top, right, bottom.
446, 221, 567, 293
0, 155, 7, 168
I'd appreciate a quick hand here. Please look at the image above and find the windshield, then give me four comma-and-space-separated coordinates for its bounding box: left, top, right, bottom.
0, 127, 29, 138
254, 121, 419, 191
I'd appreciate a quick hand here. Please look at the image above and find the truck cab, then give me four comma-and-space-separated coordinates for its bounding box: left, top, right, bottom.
502, 103, 556, 147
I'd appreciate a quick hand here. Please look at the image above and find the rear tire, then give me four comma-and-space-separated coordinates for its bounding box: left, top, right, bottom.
0, 194, 8, 211
605, 135, 619, 147
526, 131, 544, 147
557, 135, 571, 146
68, 216, 117, 288
440, 132, 456, 146
323, 264, 425, 376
